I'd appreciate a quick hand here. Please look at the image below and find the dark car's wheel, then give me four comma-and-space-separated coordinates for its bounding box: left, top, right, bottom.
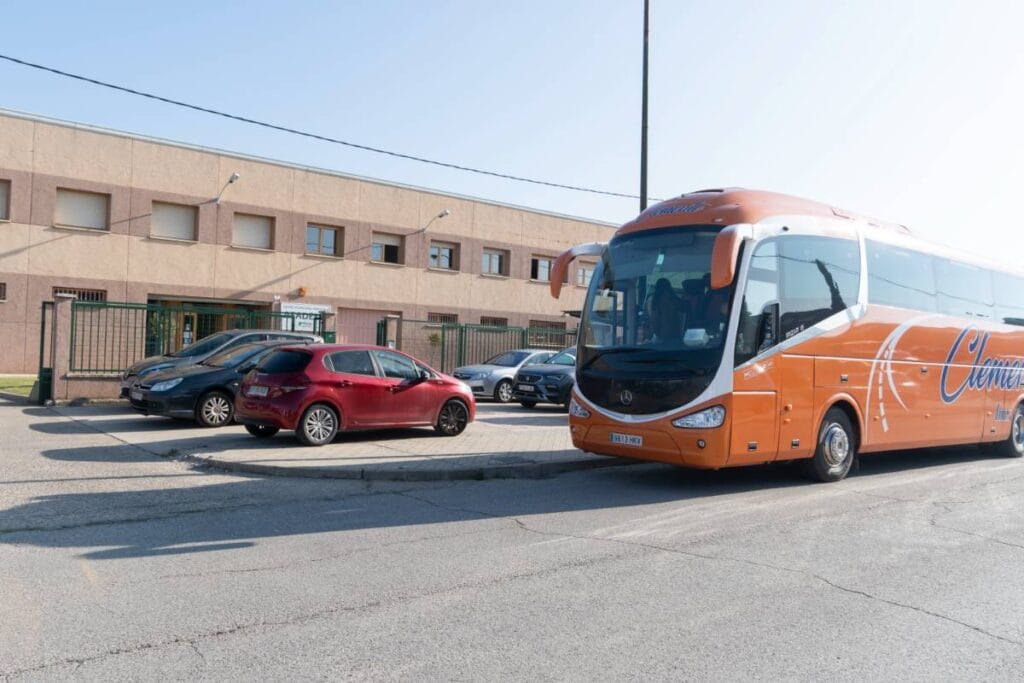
297, 404, 339, 447
196, 391, 234, 428
494, 379, 514, 403
435, 399, 470, 436
245, 424, 279, 439
994, 402, 1024, 458
806, 408, 857, 482
518, 400, 537, 409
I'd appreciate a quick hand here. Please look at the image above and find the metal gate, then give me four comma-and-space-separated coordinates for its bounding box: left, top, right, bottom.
381, 318, 576, 373
68, 301, 329, 375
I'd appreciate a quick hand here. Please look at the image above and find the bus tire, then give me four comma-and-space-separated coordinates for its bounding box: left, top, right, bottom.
806, 408, 857, 482
996, 403, 1024, 458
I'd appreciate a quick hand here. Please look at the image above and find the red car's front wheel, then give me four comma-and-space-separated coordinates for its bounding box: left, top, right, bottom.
435, 399, 469, 436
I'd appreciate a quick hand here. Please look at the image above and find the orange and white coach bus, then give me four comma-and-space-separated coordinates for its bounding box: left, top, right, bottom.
549, 188, 1024, 482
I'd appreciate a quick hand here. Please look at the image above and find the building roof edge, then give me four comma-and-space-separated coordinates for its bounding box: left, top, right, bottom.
0, 107, 618, 228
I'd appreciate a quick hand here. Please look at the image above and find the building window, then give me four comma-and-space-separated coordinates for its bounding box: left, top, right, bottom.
0, 179, 9, 221
151, 201, 198, 241
429, 241, 459, 270
482, 249, 509, 276
531, 256, 554, 282
306, 224, 342, 257
427, 312, 459, 326
53, 287, 107, 302
480, 316, 508, 327
54, 188, 110, 231
232, 213, 274, 250
371, 232, 403, 264
576, 263, 594, 287
0, 282, 6, 301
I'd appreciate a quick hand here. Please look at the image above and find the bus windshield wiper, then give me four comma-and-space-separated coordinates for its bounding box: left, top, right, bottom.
579, 346, 647, 371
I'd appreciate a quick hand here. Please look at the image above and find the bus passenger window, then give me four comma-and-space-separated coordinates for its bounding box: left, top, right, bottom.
778, 236, 860, 340
994, 272, 1024, 326
866, 240, 937, 311
735, 241, 779, 366
935, 258, 994, 320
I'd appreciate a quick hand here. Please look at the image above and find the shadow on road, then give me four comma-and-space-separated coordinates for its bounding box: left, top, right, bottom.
3, 404, 1012, 563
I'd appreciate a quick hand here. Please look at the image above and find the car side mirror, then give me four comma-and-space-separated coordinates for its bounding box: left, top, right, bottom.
238, 363, 256, 374
757, 301, 780, 353
418, 369, 431, 381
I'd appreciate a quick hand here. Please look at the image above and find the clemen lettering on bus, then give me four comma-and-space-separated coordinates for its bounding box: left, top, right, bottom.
940, 327, 1024, 404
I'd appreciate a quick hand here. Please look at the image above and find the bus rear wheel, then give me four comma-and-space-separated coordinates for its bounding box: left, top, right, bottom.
995, 403, 1024, 458
806, 408, 857, 482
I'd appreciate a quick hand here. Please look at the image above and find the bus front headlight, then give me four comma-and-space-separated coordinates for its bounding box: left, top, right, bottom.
672, 405, 725, 429
568, 398, 591, 419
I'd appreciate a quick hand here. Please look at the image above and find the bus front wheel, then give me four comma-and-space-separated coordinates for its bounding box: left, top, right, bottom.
807, 408, 857, 482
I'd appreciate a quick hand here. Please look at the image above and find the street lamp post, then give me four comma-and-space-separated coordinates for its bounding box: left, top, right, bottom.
640, 0, 650, 212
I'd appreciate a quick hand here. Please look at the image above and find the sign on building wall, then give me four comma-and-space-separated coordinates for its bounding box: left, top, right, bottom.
280, 302, 333, 332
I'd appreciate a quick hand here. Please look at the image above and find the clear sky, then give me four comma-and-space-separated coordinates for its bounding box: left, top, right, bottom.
1, 1, 1022, 263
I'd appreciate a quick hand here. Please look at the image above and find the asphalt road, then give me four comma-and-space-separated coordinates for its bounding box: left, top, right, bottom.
3, 399, 1024, 680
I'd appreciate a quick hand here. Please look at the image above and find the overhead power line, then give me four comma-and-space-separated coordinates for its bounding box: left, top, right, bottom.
0, 53, 662, 202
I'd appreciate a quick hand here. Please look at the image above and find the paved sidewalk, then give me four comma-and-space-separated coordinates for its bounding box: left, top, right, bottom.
47, 402, 633, 481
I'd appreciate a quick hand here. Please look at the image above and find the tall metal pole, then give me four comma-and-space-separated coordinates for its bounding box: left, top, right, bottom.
639, 0, 650, 212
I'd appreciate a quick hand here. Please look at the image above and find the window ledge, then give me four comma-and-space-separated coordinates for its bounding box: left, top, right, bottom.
368, 260, 405, 268
52, 224, 109, 234
479, 273, 509, 280
0, 218, 10, 224
528, 279, 555, 285
148, 235, 198, 245
303, 252, 344, 261
426, 267, 460, 275
229, 244, 275, 253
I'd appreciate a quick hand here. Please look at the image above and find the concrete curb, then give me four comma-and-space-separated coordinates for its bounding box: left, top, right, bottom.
182, 451, 638, 482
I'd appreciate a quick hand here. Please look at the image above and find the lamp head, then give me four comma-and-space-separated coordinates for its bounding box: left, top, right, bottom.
228, 172, 240, 184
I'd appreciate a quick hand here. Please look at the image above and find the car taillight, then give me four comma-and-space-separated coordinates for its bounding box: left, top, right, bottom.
278, 385, 308, 393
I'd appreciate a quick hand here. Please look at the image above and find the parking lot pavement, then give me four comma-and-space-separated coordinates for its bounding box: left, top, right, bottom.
5, 398, 1024, 679
44, 402, 631, 481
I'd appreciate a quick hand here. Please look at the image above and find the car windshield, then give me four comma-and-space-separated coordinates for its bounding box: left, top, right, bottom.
169, 332, 234, 358
204, 343, 268, 368
546, 351, 575, 366
483, 351, 531, 367
258, 349, 313, 374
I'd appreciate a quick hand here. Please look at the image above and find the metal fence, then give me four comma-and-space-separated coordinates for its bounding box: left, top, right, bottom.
379, 318, 576, 373
69, 301, 328, 374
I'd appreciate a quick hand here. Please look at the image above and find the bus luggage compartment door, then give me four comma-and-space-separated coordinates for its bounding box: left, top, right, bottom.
729, 391, 778, 465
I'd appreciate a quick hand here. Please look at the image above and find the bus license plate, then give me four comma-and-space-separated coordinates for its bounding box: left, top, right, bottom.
248, 386, 268, 397
610, 432, 643, 447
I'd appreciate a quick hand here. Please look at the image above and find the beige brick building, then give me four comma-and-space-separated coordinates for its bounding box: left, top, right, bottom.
0, 110, 612, 373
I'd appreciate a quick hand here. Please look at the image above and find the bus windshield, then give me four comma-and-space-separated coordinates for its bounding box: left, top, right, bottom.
577, 226, 732, 414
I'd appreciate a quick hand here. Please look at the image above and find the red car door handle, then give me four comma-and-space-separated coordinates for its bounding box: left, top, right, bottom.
389, 386, 399, 393
336, 380, 352, 388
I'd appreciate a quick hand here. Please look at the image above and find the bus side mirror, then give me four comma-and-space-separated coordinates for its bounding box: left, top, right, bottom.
710, 227, 742, 290
549, 242, 607, 299
757, 302, 780, 352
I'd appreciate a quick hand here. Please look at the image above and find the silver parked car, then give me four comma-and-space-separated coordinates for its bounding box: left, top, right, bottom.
452, 349, 557, 402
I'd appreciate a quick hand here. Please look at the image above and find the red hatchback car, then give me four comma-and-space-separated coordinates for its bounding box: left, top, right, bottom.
234, 345, 475, 446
